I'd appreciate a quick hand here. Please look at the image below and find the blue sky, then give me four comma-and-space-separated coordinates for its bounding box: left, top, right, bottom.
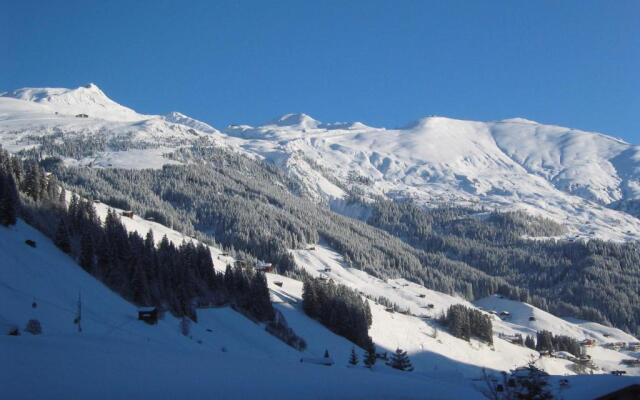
2, 0, 638, 141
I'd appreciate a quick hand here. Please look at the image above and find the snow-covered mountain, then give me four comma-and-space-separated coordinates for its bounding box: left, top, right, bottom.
1, 84, 640, 242
2, 83, 144, 121
223, 114, 640, 242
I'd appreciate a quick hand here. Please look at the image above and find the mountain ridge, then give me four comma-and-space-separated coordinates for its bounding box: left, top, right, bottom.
1, 84, 640, 241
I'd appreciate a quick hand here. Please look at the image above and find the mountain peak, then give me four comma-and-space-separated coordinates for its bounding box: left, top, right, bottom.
163, 111, 218, 134
2, 84, 143, 121
499, 117, 539, 125
269, 113, 320, 129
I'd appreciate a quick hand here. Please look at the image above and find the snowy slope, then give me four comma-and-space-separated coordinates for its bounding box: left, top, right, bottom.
2, 85, 640, 240
289, 244, 640, 377
81, 198, 640, 378
0, 220, 484, 399
475, 296, 637, 344
2, 206, 639, 398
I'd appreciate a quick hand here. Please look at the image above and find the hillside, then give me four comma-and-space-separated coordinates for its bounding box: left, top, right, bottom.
2, 211, 639, 399
0, 220, 482, 399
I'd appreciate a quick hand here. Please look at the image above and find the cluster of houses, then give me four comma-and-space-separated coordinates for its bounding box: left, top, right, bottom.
620, 359, 640, 367
551, 351, 593, 366
497, 332, 523, 345
602, 341, 640, 352
484, 310, 512, 320
476, 305, 514, 321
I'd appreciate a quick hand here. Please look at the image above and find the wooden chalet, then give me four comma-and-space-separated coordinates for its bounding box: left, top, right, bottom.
121, 210, 134, 218
234, 259, 248, 268
626, 342, 640, 351
255, 261, 274, 273
499, 311, 511, 320
138, 307, 158, 325
75, 113, 89, 118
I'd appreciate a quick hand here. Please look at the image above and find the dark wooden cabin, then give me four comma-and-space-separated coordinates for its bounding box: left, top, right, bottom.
138, 308, 158, 325
121, 210, 134, 218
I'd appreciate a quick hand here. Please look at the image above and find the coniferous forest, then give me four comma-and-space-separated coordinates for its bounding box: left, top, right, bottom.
302, 277, 373, 349
7, 143, 640, 338
0, 149, 280, 330
440, 304, 493, 344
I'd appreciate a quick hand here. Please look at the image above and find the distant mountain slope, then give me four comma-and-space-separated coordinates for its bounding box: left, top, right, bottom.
1, 84, 639, 241
224, 114, 640, 241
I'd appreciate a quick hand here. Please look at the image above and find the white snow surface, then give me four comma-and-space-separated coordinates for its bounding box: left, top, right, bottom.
2, 200, 639, 398
2, 85, 640, 240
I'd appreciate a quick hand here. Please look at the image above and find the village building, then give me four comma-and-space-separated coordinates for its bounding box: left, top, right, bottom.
138, 307, 159, 325
121, 210, 134, 218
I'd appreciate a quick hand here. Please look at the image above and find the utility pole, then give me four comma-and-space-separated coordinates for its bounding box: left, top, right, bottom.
74, 290, 82, 333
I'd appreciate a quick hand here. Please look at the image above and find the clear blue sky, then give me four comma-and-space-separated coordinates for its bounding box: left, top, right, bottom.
2, 0, 638, 141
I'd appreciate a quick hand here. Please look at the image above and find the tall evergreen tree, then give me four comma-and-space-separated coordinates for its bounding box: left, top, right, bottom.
363, 343, 377, 369
389, 348, 413, 371
0, 173, 18, 226
22, 160, 44, 202
249, 272, 275, 321
79, 231, 94, 271
54, 219, 71, 254
348, 347, 359, 366
525, 335, 536, 350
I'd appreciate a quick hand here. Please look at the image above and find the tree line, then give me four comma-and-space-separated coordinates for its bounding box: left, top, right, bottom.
440, 304, 493, 344
302, 277, 373, 349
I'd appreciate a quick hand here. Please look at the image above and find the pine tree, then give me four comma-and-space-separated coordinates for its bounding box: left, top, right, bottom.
22, 161, 46, 201
180, 317, 190, 336
348, 347, 359, 366
536, 330, 555, 353
525, 335, 536, 349
364, 343, 377, 369
0, 173, 18, 226
54, 219, 71, 254
390, 348, 413, 371
79, 232, 94, 271
249, 271, 275, 321
509, 362, 553, 400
